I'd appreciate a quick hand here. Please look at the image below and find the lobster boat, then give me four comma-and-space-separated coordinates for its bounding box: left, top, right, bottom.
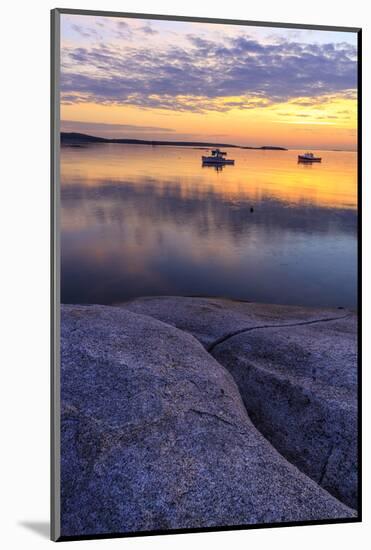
202, 149, 235, 165
298, 152, 322, 162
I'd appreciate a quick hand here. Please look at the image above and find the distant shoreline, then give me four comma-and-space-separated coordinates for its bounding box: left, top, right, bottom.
60, 132, 288, 151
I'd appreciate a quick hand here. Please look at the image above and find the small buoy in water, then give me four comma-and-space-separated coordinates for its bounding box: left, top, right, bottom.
250, 207, 254, 212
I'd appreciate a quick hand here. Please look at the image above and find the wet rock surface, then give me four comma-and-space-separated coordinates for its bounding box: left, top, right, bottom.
61, 303, 356, 537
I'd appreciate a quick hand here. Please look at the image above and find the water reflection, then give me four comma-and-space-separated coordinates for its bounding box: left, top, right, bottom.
61, 144, 357, 308
202, 164, 227, 172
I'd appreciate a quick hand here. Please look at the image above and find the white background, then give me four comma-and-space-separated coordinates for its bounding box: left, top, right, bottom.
0, 0, 369, 548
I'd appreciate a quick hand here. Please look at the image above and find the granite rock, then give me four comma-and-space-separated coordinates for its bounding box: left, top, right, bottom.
61, 304, 355, 537
119, 297, 357, 508
212, 315, 358, 508
119, 296, 351, 349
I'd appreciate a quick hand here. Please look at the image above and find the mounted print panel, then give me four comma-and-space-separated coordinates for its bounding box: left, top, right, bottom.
51, 8, 361, 542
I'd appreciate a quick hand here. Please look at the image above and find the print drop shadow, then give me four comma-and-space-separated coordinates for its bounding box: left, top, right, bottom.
19, 521, 49, 539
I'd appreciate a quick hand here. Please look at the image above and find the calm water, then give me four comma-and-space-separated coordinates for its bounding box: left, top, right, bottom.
60, 144, 357, 308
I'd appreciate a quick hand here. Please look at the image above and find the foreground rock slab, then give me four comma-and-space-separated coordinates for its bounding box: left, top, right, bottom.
120, 296, 351, 349
61, 304, 355, 537
213, 315, 357, 509
119, 297, 357, 509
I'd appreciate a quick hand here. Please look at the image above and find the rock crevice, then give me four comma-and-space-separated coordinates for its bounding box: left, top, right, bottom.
207, 312, 351, 353
119, 297, 358, 509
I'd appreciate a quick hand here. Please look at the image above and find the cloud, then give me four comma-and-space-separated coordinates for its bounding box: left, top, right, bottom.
140, 24, 158, 35
60, 119, 208, 140
71, 24, 99, 39
61, 31, 357, 112
113, 19, 132, 39
61, 119, 176, 137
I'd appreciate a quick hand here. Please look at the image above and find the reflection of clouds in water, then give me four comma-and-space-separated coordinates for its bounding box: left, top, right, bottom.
60, 146, 357, 307
61, 177, 356, 239
60, 144, 357, 210
61, 177, 357, 306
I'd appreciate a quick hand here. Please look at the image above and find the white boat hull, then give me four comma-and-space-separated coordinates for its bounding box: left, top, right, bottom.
202, 157, 235, 165
298, 155, 321, 162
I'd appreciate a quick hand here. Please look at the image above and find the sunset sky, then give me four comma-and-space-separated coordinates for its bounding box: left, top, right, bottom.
60, 14, 358, 150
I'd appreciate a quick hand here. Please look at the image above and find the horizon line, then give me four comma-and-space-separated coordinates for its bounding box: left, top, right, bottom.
60, 131, 356, 152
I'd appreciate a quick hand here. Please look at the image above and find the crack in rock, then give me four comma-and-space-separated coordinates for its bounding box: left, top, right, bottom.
207, 313, 351, 353
319, 443, 335, 485
189, 408, 241, 430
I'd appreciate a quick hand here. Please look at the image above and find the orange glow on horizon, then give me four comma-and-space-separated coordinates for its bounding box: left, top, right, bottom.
61, 90, 357, 151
